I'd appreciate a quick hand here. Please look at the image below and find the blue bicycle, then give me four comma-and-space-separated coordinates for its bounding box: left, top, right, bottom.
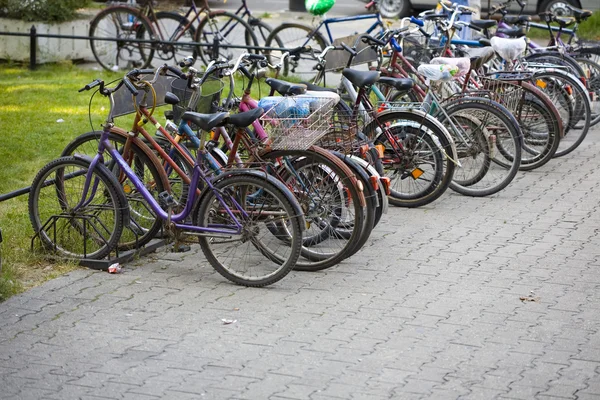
263, 1, 387, 77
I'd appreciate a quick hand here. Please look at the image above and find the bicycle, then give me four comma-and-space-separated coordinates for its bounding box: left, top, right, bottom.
263, 0, 389, 78
89, 0, 259, 71
29, 71, 305, 287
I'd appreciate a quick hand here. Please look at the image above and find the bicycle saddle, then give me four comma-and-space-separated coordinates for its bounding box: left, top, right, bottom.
463, 47, 496, 69
503, 15, 531, 24
378, 77, 414, 92
554, 17, 575, 28
265, 78, 307, 96
225, 107, 264, 128
497, 26, 527, 38
301, 82, 337, 93
342, 69, 380, 88
567, 5, 593, 23
471, 19, 497, 30
181, 111, 229, 132
490, 36, 527, 61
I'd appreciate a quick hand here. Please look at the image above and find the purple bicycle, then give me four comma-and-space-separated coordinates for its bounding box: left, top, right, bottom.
28, 68, 305, 287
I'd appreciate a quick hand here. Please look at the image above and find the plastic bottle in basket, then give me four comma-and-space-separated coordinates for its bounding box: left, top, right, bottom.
257, 96, 283, 115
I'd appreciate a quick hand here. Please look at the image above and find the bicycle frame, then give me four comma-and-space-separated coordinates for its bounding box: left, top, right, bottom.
77, 90, 246, 235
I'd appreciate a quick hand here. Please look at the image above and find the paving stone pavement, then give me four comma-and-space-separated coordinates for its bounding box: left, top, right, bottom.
2, 126, 600, 399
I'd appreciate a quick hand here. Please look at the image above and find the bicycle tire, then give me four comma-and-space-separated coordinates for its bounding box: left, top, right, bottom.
365, 110, 454, 208
61, 131, 167, 250
195, 10, 259, 65
247, 18, 278, 54
152, 11, 197, 65
532, 69, 591, 157
574, 57, 600, 127
264, 23, 328, 79
329, 152, 376, 258
29, 156, 126, 260
257, 147, 366, 271
524, 52, 586, 77
437, 98, 522, 197
89, 5, 155, 71
193, 173, 303, 287
571, 46, 600, 70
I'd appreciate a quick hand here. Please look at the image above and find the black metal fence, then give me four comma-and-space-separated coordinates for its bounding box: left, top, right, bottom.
0, 26, 290, 71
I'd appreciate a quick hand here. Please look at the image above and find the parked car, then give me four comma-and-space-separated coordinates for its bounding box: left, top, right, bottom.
372, 0, 599, 18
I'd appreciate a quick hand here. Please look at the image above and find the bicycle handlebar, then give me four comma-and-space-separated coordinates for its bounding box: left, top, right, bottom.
78, 79, 103, 93
340, 42, 357, 57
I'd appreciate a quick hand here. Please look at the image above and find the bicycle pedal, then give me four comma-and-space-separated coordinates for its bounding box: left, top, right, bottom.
158, 191, 177, 208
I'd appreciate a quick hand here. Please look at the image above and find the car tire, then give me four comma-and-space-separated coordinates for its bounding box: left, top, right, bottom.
538, 0, 579, 16
378, 0, 411, 18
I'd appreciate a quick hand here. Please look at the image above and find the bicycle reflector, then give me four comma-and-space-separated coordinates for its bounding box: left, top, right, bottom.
380, 177, 391, 195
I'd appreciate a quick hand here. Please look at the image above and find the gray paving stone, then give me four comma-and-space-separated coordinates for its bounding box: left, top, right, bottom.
4, 124, 600, 399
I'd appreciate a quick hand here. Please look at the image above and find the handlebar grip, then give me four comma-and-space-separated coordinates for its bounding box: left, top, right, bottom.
361, 34, 386, 47
179, 56, 195, 68
289, 45, 312, 56
340, 42, 357, 57
127, 68, 155, 77
410, 16, 425, 27
79, 79, 102, 92
166, 65, 187, 79
390, 37, 402, 53
469, 23, 483, 31
246, 54, 267, 61
123, 77, 139, 96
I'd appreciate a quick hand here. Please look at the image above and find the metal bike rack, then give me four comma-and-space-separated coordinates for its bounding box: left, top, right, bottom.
30, 214, 166, 271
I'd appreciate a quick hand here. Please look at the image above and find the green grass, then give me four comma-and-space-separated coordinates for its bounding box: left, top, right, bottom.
0, 61, 278, 302
577, 11, 600, 41
0, 62, 123, 301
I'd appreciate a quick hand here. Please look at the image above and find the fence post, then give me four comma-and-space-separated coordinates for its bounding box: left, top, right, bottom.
29, 25, 37, 70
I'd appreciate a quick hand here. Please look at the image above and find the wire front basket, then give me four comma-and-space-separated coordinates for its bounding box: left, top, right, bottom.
477, 77, 526, 113
259, 96, 338, 150
316, 110, 362, 153
111, 72, 177, 118
171, 74, 225, 123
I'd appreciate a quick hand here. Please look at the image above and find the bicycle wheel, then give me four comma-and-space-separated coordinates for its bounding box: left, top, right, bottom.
195, 10, 259, 65
524, 52, 586, 77
365, 110, 453, 208
29, 156, 126, 260
61, 131, 166, 250
264, 23, 328, 79
572, 46, 600, 70
532, 70, 591, 157
258, 147, 366, 271
152, 11, 197, 65
193, 173, 303, 287
89, 5, 155, 71
575, 57, 600, 127
327, 152, 376, 258
438, 98, 522, 197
